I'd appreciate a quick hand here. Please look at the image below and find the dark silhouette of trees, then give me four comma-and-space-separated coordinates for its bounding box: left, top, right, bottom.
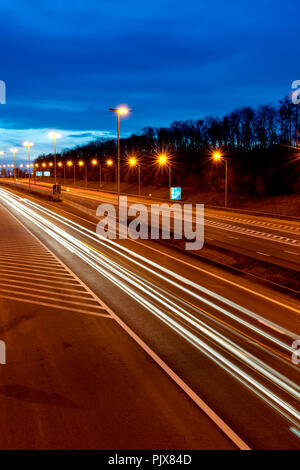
36, 95, 300, 198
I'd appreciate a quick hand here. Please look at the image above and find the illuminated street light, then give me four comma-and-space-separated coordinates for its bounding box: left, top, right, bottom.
128, 157, 141, 196
0, 151, 5, 177
10, 148, 18, 181
107, 159, 113, 166
66, 160, 75, 185
158, 154, 168, 165
48, 132, 61, 184
157, 153, 172, 199
212, 150, 228, 208
23, 141, 34, 190
109, 106, 130, 217
91, 159, 103, 189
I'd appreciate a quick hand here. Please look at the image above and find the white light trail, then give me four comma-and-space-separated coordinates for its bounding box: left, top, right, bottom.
0, 187, 299, 429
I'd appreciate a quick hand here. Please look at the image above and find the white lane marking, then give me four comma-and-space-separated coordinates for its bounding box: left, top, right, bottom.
0, 287, 104, 309
290, 427, 300, 439
0, 259, 69, 273
228, 236, 239, 240
0, 282, 98, 301
0, 267, 75, 281
0, 192, 251, 451
0, 255, 63, 265
284, 251, 299, 256
0, 277, 91, 294
0, 201, 114, 317
0, 294, 112, 316
0, 271, 83, 286
206, 220, 300, 247
256, 252, 271, 257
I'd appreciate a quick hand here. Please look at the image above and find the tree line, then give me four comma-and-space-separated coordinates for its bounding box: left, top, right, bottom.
36, 95, 300, 198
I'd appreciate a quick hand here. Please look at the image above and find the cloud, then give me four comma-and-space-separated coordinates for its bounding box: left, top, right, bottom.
0, 128, 114, 162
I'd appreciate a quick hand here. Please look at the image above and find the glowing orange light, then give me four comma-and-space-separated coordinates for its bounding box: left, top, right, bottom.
107, 159, 113, 166
129, 157, 137, 166
213, 151, 222, 160
158, 154, 167, 165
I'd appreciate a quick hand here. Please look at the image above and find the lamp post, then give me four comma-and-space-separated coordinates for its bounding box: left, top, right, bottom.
10, 148, 18, 182
158, 153, 171, 199
48, 132, 61, 184
91, 159, 102, 189
58, 162, 65, 185
128, 157, 141, 196
109, 107, 129, 217
107, 159, 117, 189
0, 151, 5, 178
212, 151, 228, 208
66, 161, 74, 185
23, 142, 34, 190
78, 160, 85, 187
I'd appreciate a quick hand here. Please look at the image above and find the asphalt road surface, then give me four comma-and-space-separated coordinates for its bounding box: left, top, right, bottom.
0, 185, 299, 450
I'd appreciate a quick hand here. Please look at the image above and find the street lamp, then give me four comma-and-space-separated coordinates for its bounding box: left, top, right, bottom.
128, 157, 141, 196
48, 132, 61, 184
106, 159, 117, 189
10, 148, 18, 181
212, 151, 228, 208
23, 142, 34, 190
91, 159, 102, 189
109, 106, 129, 217
66, 160, 74, 185
0, 151, 5, 178
78, 160, 87, 187
157, 153, 172, 199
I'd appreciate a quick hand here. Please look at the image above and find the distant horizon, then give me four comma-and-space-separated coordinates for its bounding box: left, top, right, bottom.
0, 91, 293, 163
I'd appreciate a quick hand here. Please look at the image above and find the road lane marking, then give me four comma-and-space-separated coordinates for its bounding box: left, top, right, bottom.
284, 250, 299, 256
0, 294, 112, 316
256, 252, 271, 257
0, 202, 114, 317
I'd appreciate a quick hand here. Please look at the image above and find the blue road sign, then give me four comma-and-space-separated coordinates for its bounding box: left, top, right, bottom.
44, 171, 50, 176
170, 187, 181, 200
36, 171, 43, 176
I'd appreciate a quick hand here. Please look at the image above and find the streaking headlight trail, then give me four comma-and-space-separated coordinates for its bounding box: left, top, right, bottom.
0, 187, 299, 431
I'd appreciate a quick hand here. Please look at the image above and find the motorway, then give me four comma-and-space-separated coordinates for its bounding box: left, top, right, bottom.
0, 185, 299, 449
3, 179, 300, 272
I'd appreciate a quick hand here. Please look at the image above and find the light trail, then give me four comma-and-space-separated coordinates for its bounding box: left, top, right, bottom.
0, 187, 299, 430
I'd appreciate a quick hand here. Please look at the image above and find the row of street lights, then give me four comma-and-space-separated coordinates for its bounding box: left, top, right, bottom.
0, 106, 229, 206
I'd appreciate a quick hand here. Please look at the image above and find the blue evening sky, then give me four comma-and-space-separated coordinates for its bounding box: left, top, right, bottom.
0, 0, 298, 160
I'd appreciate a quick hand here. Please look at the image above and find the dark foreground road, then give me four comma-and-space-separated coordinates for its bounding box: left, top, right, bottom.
0, 186, 299, 450
0, 203, 238, 450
